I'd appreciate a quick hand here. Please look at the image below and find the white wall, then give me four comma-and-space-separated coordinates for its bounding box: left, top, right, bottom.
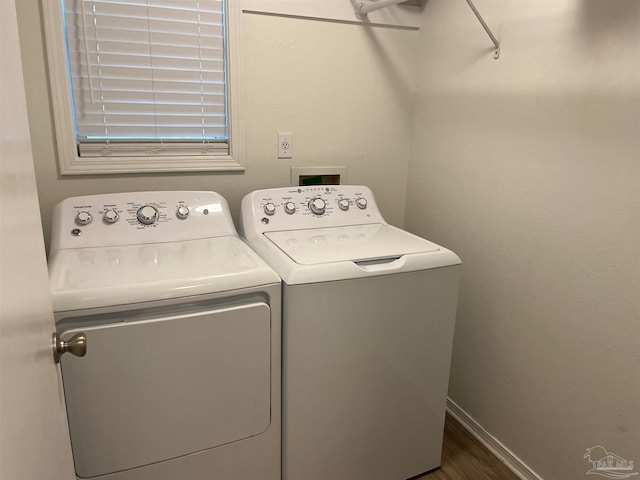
16, 2, 416, 247
405, 1, 639, 479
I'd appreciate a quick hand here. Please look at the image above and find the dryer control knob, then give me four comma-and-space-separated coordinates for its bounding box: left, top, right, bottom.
103, 209, 119, 224
264, 203, 276, 216
309, 198, 326, 216
356, 197, 368, 210
137, 205, 159, 225
338, 199, 350, 211
76, 211, 93, 226
176, 206, 190, 219
284, 202, 296, 215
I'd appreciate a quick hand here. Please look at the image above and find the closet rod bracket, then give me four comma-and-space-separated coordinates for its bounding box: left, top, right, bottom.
351, 0, 500, 59
465, 0, 500, 59
351, 0, 408, 19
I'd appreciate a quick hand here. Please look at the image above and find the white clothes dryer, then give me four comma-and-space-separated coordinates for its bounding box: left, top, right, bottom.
48, 191, 281, 480
240, 185, 461, 480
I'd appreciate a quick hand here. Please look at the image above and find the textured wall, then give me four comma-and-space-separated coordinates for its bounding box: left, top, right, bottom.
405, 1, 639, 479
16, 3, 416, 248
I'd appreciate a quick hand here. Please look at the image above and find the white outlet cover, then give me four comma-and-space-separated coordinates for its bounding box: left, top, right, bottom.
278, 133, 292, 159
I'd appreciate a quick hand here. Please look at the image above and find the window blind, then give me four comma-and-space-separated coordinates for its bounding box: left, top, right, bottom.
63, 0, 228, 157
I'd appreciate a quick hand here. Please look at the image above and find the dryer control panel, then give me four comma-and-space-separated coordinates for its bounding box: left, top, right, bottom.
240, 185, 386, 242
50, 191, 237, 251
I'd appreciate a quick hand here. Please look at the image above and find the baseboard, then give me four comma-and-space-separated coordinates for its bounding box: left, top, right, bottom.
446, 398, 543, 480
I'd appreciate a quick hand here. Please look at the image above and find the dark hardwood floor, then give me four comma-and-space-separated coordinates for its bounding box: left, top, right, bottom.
416, 414, 520, 480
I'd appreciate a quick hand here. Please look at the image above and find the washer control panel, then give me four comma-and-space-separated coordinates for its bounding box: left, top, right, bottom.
51, 191, 236, 251
240, 185, 386, 242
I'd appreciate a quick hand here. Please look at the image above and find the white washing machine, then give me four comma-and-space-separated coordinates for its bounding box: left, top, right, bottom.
48, 191, 281, 480
240, 185, 461, 480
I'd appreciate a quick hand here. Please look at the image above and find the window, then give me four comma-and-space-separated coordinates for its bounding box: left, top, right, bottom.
43, 0, 244, 174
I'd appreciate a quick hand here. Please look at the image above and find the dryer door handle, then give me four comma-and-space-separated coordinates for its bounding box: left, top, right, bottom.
52, 332, 87, 364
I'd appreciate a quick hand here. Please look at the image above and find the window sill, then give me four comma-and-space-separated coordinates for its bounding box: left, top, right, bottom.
59, 155, 245, 175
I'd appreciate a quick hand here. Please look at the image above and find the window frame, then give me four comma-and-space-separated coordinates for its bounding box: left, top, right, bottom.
42, 0, 245, 175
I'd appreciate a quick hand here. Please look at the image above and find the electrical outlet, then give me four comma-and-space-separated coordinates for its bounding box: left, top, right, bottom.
278, 133, 293, 159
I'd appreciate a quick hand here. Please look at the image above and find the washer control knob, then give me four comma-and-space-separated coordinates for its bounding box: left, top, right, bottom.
284, 202, 296, 215
103, 209, 119, 224
136, 205, 159, 225
338, 199, 350, 211
176, 206, 190, 220
356, 197, 368, 210
309, 198, 326, 216
264, 203, 276, 216
76, 211, 93, 226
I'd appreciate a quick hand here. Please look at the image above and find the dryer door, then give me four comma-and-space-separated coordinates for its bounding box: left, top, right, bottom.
59, 302, 272, 478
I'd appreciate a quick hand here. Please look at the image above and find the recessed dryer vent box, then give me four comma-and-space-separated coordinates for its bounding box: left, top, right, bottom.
290, 166, 348, 186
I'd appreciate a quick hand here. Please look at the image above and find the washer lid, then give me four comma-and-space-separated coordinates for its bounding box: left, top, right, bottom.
49, 236, 280, 312
264, 224, 440, 265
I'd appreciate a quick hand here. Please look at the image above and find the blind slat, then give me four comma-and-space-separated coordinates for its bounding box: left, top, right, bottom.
70, 60, 225, 74
71, 67, 225, 83
72, 95, 225, 108
68, 20, 224, 38
71, 74, 226, 87
69, 44, 224, 59
76, 113, 227, 124
79, 125, 227, 137
65, 1, 223, 16
66, 25, 225, 47
79, 141, 229, 158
